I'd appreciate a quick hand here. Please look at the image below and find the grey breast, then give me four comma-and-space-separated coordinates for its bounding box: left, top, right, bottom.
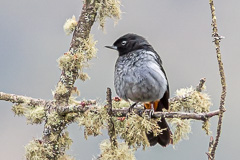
114, 49, 167, 102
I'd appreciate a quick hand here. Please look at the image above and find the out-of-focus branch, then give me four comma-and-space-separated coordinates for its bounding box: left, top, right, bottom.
208, 0, 227, 159
0, 92, 47, 106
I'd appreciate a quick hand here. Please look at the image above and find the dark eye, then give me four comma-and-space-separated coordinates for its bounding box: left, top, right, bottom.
121, 40, 127, 46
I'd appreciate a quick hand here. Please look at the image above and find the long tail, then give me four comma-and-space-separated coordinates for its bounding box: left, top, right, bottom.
146, 117, 172, 146
144, 93, 172, 146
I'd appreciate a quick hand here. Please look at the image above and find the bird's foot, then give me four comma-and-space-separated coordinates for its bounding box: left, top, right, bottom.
126, 102, 137, 119
144, 104, 154, 119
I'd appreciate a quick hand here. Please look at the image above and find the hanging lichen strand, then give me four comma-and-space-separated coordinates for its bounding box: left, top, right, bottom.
54, 0, 121, 105
168, 85, 212, 144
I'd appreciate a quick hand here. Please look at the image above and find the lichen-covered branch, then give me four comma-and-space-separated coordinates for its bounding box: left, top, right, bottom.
208, 0, 227, 159
169, 78, 206, 103
207, 136, 214, 160
111, 108, 224, 120
106, 88, 118, 147
54, 0, 121, 105
54, 2, 97, 105
0, 92, 47, 106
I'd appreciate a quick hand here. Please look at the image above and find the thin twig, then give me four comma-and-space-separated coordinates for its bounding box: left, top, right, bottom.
196, 78, 206, 92
106, 88, 118, 147
207, 136, 214, 160
208, 0, 227, 159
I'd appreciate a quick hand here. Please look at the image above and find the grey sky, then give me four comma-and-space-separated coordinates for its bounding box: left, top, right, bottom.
0, 0, 239, 159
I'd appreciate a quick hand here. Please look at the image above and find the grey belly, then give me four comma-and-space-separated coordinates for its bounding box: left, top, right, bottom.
114, 67, 167, 102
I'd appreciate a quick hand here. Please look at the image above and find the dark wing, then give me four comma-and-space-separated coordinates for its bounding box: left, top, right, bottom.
151, 50, 170, 110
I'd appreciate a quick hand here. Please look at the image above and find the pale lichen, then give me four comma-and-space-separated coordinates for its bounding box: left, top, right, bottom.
98, 140, 136, 160
168, 118, 191, 145
57, 131, 73, 153
25, 131, 72, 160
54, 82, 68, 95
47, 112, 64, 127
63, 15, 78, 35
57, 34, 97, 83
170, 86, 212, 113
202, 119, 211, 135
77, 34, 98, 60
169, 86, 212, 143
25, 139, 54, 160
76, 107, 108, 139
79, 72, 90, 81
116, 113, 163, 150
112, 99, 130, 109
95, 0, 121, 29
25, 106, 45, 124
57, 52, 75, 70
12, 104, 45, 124
12, 103, 27, 116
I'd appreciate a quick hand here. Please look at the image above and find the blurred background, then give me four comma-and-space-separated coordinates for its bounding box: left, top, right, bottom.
0, 0, 239, 159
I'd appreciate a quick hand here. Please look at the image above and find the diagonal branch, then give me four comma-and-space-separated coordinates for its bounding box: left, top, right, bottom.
54, 2, 97, 105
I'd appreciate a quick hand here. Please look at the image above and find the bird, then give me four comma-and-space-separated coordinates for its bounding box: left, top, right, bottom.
105, 33, 172, 147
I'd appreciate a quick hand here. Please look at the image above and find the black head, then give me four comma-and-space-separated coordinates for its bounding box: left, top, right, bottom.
105, 33, 154, 56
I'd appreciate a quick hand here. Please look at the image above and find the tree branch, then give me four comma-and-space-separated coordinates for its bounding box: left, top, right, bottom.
0, 92, 47, 106
106, 88, 118, 147
112, 108, 224, 120
54, 2, 97, 105
208, 0, 227, 159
